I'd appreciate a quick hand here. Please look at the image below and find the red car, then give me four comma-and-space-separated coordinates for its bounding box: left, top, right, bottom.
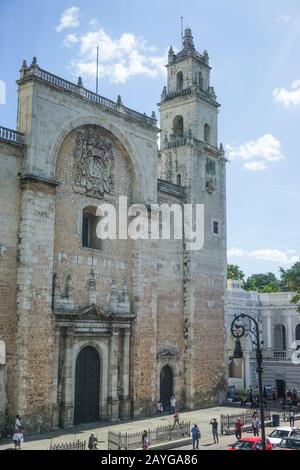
228, 436, 273, 451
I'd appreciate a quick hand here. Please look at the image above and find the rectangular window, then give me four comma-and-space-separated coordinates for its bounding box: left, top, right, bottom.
213, 221, 219, 235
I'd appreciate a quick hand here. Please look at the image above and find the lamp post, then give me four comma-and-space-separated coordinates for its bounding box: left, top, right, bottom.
230, 312, 266, 450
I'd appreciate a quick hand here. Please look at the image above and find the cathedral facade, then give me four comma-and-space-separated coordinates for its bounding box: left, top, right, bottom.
0, 29, 227, 434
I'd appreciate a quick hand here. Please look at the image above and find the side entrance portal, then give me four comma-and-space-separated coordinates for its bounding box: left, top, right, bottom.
74, 346, 100, 424
160, 365, 173, 412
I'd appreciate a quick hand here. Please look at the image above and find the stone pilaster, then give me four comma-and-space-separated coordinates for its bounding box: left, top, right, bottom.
14, 175, 57, 433
108, 328, 120, 421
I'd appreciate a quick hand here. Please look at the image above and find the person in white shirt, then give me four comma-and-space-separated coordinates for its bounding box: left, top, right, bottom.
13, 431, 23, 450
170, 396, 176, 414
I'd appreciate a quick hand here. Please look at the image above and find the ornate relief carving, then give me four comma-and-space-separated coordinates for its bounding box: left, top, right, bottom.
157, 345, 179, 358
73, 127, 115, 198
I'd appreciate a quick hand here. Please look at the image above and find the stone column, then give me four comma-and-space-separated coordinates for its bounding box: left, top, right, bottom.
287, 315, 293, 350
120, 329, 131, 419
60, 328, 75, 428
266, 314, 272, 349
51, 327, 60, 429
108, 328, 120, 421
243, 351, 251, 389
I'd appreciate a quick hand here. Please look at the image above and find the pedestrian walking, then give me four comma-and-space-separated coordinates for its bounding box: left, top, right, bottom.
252, 416, 260, 436
142, 430, 150, 450
234, 418, 243, 440
173, 410, 180, 427
157, 400, 163, 415
191, 424, 201, 449
210, 418, 219, 444
289, 408, 295, 427
170, 396, 176, 414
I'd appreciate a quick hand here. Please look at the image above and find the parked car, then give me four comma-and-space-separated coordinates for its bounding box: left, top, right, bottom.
268, 427, 300, 448
276, 437, 300, 450
228, 437, 273, 451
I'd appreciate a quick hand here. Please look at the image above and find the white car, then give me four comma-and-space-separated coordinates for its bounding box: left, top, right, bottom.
268, 427, 300, 447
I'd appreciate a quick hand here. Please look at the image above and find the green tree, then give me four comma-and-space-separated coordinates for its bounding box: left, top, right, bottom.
280, 261, 300, 312
244, 272, 280, 293
227, 264, 245, 282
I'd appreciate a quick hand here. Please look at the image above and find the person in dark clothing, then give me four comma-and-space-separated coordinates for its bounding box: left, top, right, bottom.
191, 424, 201, 449
88, 433, 98, 450
210, 418, 219, 444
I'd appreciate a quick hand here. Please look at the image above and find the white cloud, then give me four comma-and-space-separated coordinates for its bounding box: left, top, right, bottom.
56, 6, 80, 33
67, 28, 166, 85
228, 247, 299, 265
276, 16, 292, 23
63, 33, 79, 47
273, 80, 300, 106
243, 161, 267, 171
226, 134, 285, 171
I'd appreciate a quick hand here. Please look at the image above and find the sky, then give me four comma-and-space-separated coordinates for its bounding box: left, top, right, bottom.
0, 0, 299, 278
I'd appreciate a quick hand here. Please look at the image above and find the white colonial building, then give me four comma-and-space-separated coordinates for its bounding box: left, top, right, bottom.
226, 279, 300, 397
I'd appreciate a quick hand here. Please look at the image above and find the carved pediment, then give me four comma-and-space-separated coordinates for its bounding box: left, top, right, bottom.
76, 303, 111, 319
157, 345, 179, 358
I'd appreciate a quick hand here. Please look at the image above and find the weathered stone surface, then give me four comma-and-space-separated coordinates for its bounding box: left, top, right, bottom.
0, 29, 227, 434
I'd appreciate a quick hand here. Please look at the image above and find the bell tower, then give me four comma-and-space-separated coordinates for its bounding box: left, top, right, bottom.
158, 28, 227, 408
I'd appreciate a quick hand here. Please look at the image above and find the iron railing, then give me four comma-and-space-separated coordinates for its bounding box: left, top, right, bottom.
108, 421, 190, 450
49, 439, 86, 450
220, 410, 271, 434
274, 351, 287, 359
21, 65, 157, 128
0, 126, 24, 145
157, 178, 185, 198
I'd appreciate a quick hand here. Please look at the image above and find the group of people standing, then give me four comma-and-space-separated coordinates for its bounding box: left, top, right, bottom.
234, 412, 261, 440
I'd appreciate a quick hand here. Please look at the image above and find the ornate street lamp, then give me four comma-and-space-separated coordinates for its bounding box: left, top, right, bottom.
231, 313, 266, 450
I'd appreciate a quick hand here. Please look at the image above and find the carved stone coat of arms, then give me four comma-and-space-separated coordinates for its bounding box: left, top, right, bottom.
73, 127, 115, 198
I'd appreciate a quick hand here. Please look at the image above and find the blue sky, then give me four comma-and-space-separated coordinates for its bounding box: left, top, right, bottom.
0, 0, 299, 277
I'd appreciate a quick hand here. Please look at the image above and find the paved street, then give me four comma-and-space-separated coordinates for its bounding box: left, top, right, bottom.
0, 405, 279, 450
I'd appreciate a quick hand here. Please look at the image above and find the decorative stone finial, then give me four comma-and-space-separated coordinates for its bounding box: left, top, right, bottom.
161, 86, 167, 101
117, 95, 122, 106
203, 49, 209, 64
31, 57, 38, 67
220, 142, 224, 152
77, 76, 83, 87
168, 46, 175, 63
151, 111, 156, 120
183, 28, 195, 50
21, 60, 27, 69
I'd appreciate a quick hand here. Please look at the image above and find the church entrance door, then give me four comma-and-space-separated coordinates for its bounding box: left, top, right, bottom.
160, 365, 173, 412
74, 346, 100, 424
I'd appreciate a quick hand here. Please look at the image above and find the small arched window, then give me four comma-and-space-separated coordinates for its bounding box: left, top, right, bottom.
173, 115, 184, 137
176, 71, 183, 91
177, 174, 181, 186
204, 123, 210, 144
198, 72, 204, 89
82, 206, 102, 250
274, 324, 286, 351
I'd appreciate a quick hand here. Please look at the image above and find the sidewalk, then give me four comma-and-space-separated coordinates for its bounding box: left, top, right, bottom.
0, 404, 288, 451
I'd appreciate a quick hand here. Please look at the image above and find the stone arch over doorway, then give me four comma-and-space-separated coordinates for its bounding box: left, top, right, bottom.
74, 345, 101, 424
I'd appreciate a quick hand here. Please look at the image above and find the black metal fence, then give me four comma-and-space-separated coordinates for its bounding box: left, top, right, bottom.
49, 439, 86, 450
220, 410, 272, 434
108, 421, 190, 450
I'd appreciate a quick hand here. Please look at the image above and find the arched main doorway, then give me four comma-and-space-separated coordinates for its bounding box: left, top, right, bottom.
74, 346, 100, 424
160, 365, 173, 412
